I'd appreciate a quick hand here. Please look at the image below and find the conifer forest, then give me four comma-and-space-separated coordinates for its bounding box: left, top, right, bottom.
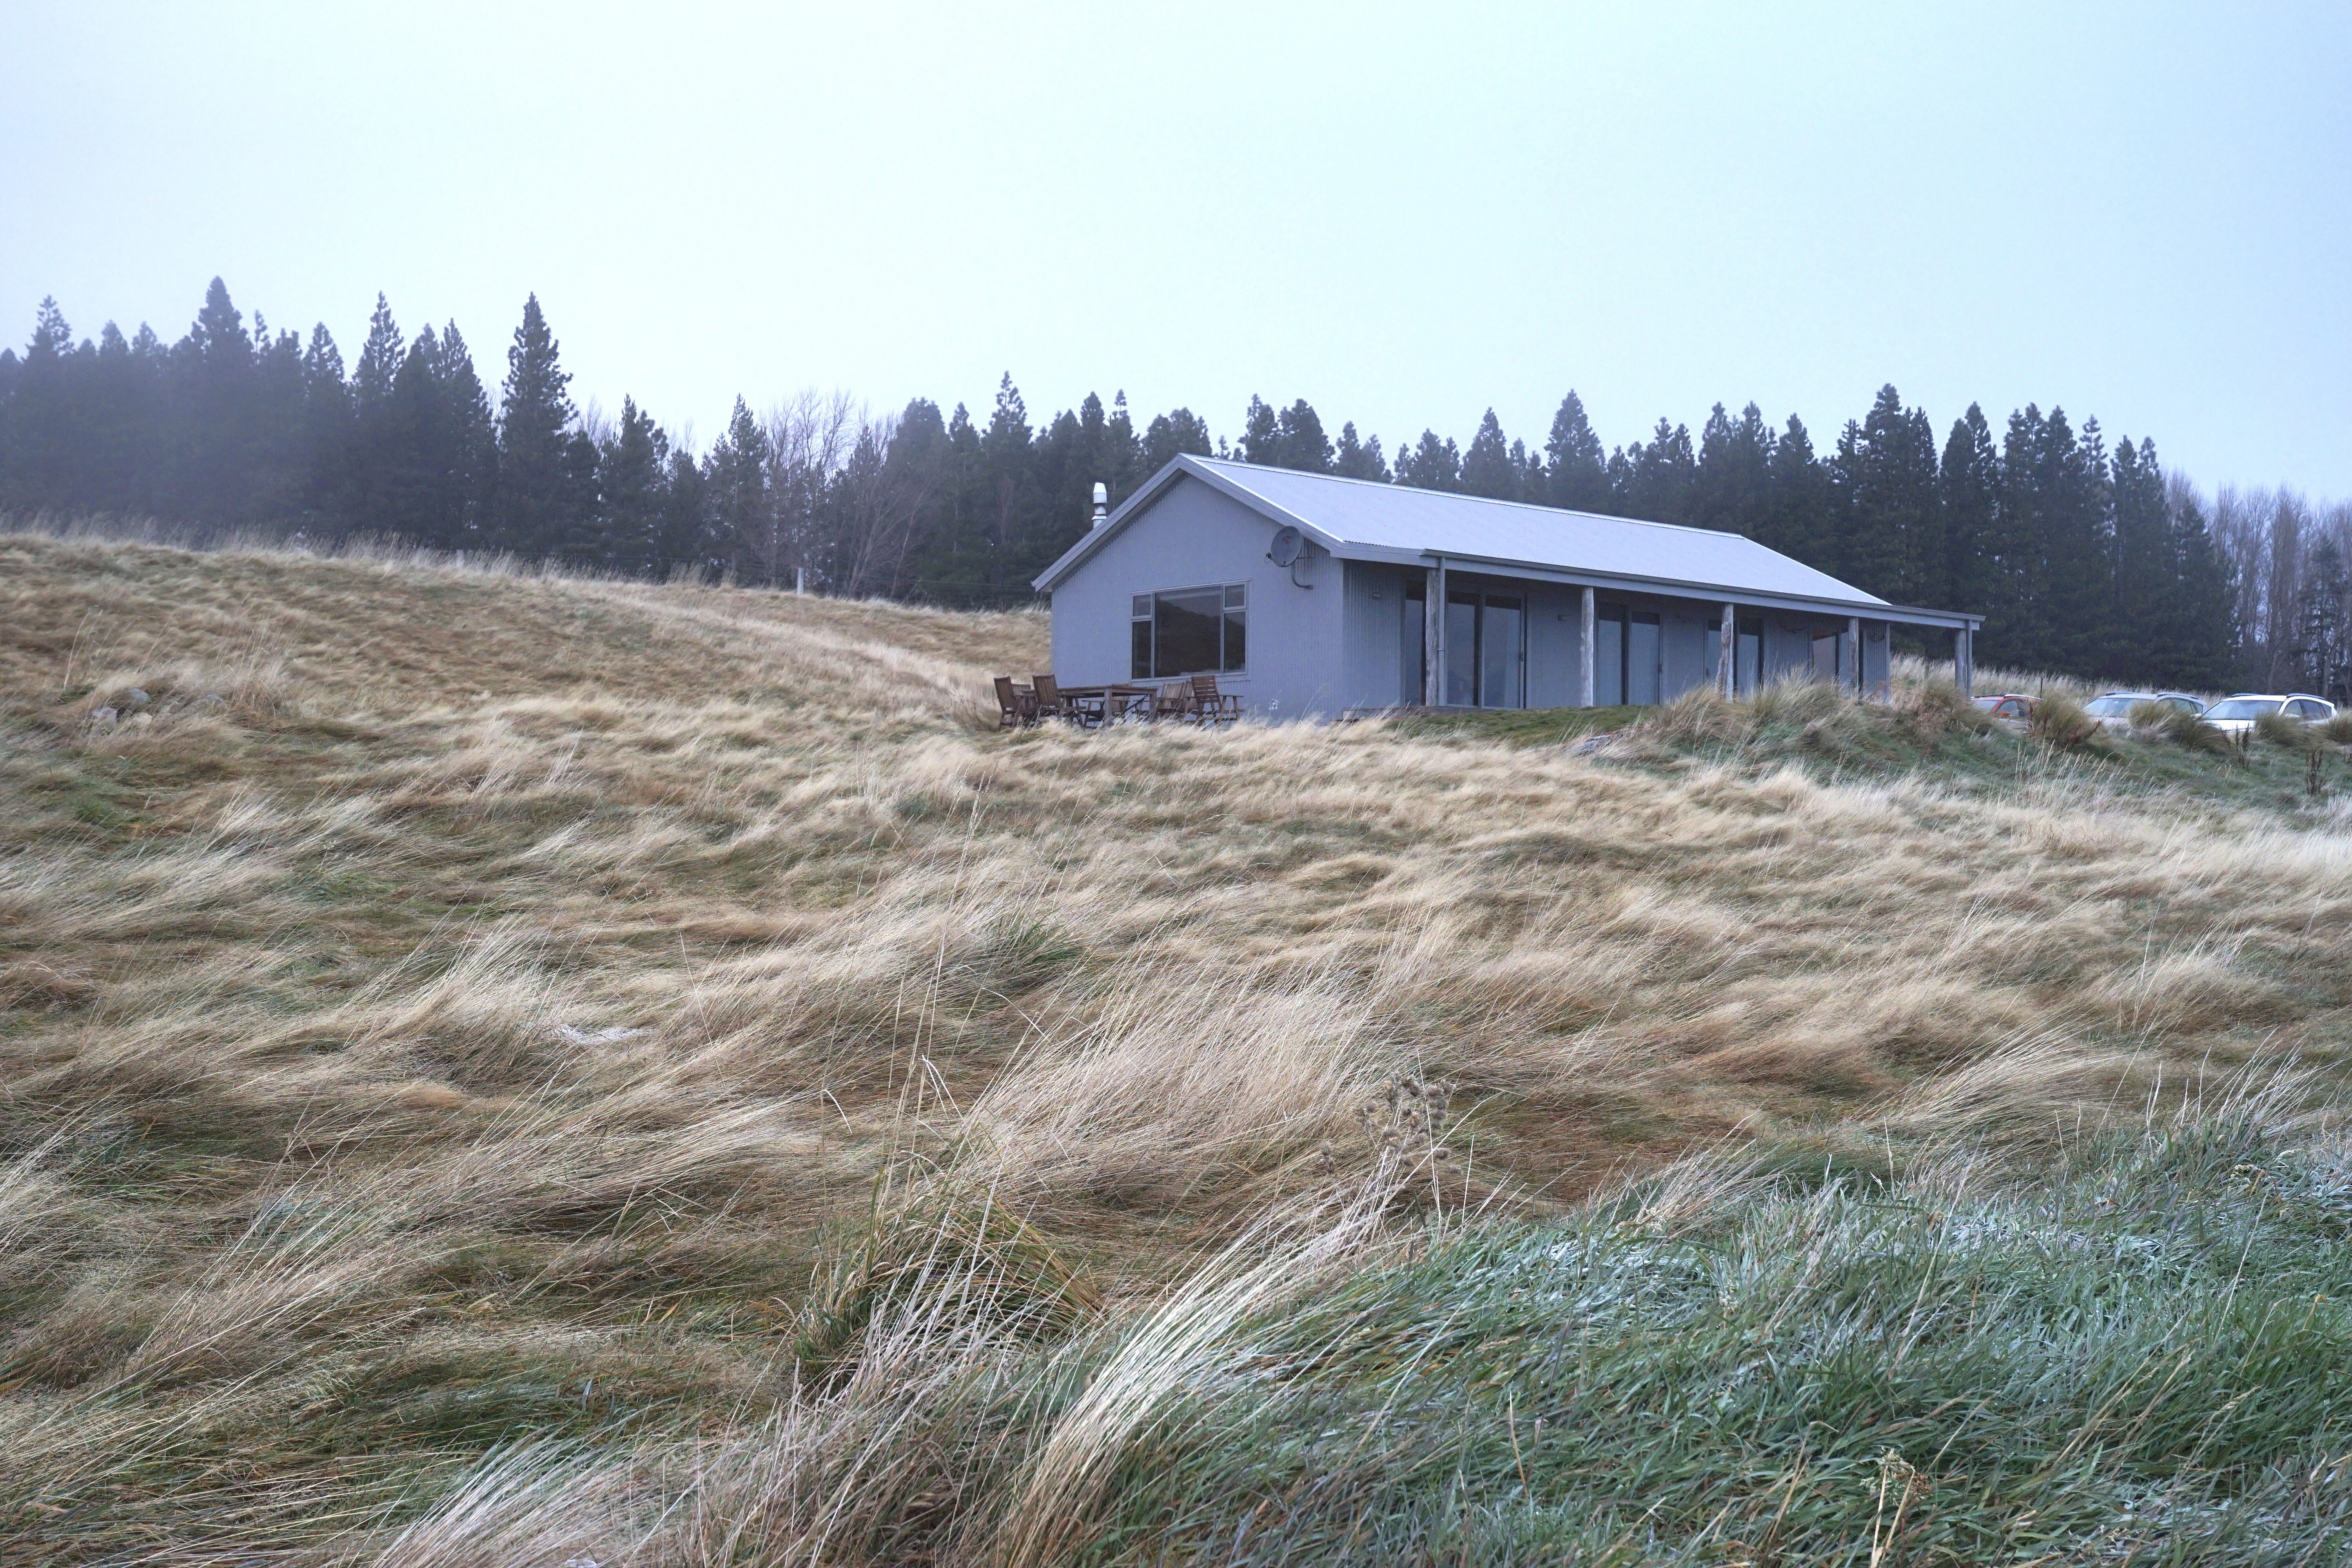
2, 277, 2341, 694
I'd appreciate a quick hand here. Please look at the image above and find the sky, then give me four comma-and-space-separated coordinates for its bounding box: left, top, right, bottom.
4, 1, 2348, 496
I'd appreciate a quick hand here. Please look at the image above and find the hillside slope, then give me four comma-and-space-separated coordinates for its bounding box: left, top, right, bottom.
5, 534, 2352, 1560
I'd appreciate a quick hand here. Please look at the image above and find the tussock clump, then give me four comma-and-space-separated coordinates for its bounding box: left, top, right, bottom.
1639, 687, 1751, 748
1895, 674, 1993, 740
2150, 703, 2236, 755
2026, 689, 2108, 751
2325, 710, 2352, 746
795, 1181, 1105, 1380
2256, 707, 2316, 749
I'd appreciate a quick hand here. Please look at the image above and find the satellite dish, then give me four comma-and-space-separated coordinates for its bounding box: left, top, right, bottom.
1268, 526, 1306, 567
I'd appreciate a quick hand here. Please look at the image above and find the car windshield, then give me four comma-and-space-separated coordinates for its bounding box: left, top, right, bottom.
2083, 696, 2142, 717
2203, 698, 2280, 721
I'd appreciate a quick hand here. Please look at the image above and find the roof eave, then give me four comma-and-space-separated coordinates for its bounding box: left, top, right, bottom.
1323, 542, 1977, 627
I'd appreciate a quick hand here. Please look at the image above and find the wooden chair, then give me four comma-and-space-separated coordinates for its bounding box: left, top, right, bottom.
1152, 681, 1192, 722
1031, 673, 1089, 727
993, 675, 1036, 729
1189, 674, 1242, 726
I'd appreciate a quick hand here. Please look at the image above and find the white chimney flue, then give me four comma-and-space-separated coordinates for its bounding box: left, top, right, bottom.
1091, 481, 1109, 529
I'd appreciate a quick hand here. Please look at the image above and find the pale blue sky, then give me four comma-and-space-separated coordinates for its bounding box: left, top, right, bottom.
5, 2, 2347, 494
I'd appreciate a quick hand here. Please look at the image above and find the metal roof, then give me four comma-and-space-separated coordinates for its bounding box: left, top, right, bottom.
1033, 456, 1979, 627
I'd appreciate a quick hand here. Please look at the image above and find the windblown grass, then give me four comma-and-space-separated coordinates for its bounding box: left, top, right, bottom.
9, 530, 2352, 1561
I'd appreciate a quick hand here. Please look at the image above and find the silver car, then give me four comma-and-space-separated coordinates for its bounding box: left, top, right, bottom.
2081, 691, 2206, 730
2199, 693, 2336, 738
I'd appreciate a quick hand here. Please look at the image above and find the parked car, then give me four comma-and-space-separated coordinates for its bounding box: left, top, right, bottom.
1973, 692, 2036, 721
2198, 693, 2337, 738
2079, 690, 2207, 730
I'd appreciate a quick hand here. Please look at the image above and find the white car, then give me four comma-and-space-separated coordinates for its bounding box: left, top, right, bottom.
2080, 691, 2207, 730
2198, 693, 2336, 738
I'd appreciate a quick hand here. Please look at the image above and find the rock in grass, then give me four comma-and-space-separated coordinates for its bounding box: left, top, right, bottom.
86, 706, 117, 729
124, 687, 151, 707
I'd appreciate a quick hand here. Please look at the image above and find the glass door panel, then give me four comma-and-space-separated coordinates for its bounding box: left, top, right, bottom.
1444, 592, 1478, 707
1481, 595, 1523, 708
1627, 612, 1661, 705
1402, 581, 1425, 703
1594, 605, 1626, 705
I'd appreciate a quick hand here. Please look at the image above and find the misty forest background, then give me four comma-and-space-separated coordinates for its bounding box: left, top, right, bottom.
4, 278, 2347, 695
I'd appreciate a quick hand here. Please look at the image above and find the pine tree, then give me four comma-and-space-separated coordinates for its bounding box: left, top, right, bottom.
1394, 430, 1461, 491
1238, 395, 1280, 465
434, 323, 495, 548
171, 278, 260, 523
353, 294, 402, 417
1140, 407, 1212, 473
658, 441, 710, 577
978, 374, 1038, 590
2109, 436, 2173, 679
1938, 405, 1999, 621
1620, 418, 1696, 524
705, 396, 773, 582
0, 299, 78, 511
1993, 405, 2111, 672
1543, 391, 1609, 512
1332, 421, 1387, 480
2160, 490, 2239, 690
1691, 402, 1773, 538
1274, 399, 1333, 472
1460, 409, 1519, 500
491, 294, 582, 554
299, 324, 353, 524
1762, 416, 1830, 564
1105, 392, 1142, 500
1832, 386, 1940, 604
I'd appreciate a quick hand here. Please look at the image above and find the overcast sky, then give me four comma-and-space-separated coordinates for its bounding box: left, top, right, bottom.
5, 2, 2347, 496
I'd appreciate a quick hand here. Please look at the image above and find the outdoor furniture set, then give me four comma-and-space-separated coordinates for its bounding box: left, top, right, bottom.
994, 673, 1242, 730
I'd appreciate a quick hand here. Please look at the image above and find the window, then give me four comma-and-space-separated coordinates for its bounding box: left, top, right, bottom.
1131, 584, 1247, 679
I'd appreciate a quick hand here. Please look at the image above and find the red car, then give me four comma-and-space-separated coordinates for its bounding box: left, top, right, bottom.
1973, 693, 2035, 721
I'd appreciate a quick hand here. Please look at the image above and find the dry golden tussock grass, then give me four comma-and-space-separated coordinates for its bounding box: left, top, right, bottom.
5, 529, 2352, 1560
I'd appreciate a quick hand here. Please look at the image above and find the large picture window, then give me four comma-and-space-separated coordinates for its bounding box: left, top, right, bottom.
1131, 584, 1247, 679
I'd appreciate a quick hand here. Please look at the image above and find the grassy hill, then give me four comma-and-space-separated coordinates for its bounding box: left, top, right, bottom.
7, 533, 2352, 1563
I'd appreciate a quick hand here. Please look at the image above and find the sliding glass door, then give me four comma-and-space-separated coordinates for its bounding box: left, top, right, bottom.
1406, 584, 1524, 707
1594, 604, 1661, 705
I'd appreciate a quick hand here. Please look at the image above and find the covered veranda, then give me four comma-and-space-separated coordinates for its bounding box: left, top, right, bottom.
1406, 554, 1983, 711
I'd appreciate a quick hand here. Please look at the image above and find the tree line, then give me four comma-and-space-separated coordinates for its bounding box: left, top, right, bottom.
4, 276, 2342, 694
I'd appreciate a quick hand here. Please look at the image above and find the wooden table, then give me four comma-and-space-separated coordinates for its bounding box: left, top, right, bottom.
1057, 684, 1160, 726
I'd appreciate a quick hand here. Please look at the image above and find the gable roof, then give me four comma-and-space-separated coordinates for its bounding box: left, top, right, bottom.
1033, 455, 1977, 627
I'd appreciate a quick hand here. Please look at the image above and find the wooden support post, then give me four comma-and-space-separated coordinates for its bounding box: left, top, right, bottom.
1844, 616, 1861, 697
1579, 586, 1597, 708
1718, 602, 1736, 698
1424, 557, 1446, 706
1955, 625, 1973, 699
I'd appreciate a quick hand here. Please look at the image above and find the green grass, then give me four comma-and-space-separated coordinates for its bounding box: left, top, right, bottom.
1379, 704, 1645, 746
1062, 1107, 2352, 1564
1372, 688, 2352, 822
